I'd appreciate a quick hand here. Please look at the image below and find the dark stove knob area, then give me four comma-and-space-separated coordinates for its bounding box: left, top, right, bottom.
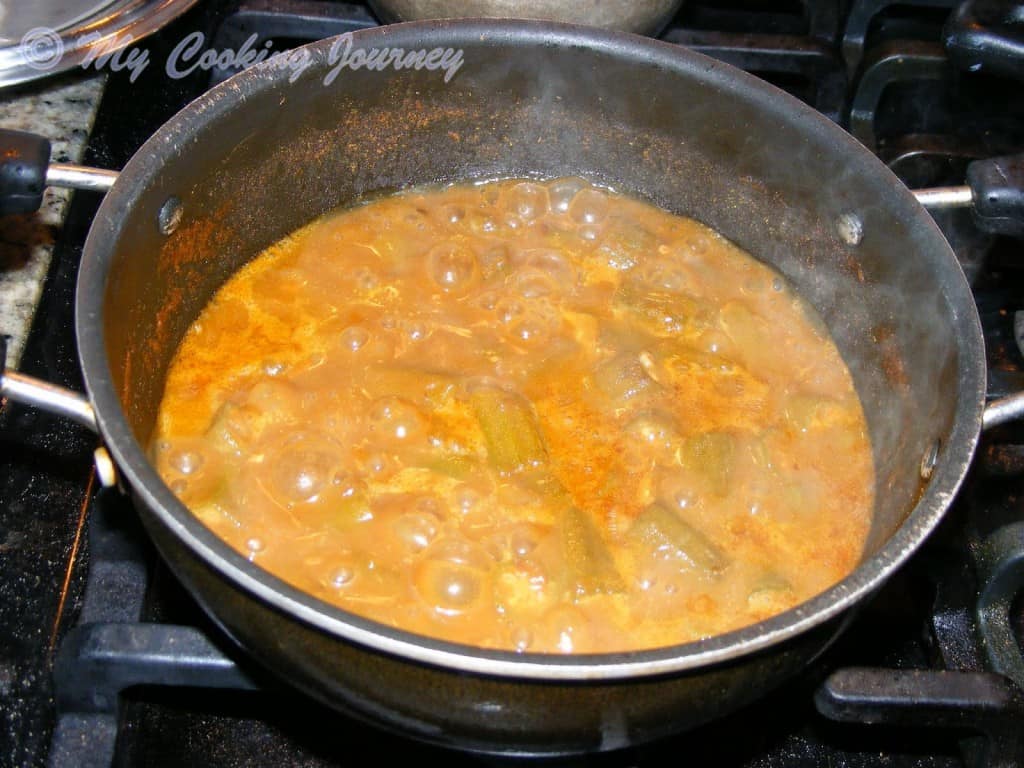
944, 0, 1024, 80
919, 2, 1024, 238
0, 128, 117, 216
0, 129, 51, 216
913, 152, 1024, 239
967, 153, 1024, 237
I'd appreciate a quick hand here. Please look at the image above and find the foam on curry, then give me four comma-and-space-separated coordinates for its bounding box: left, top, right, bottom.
153, 178, 874, 654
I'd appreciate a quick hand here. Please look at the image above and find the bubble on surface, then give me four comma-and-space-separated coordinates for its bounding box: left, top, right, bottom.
567, 188, 609, 227
547, 177, 588, 214
263, 433, 344, 506
262, 360, 286, 377
364, 452, 396, 478
394, 512, 440, 552
438, 204, 465, 225
455, 484, 483, 514
368, 396, 428, 444
467, 211, 497, 234
495, 296, 527, 326
169, 447, 203, 475
426, 242, 479, 294
331, 565, 356, 587
508, 268, 561, 299
414, 559, 486, 616
504, 182, 549, 221
517, 248, 576, 287
625, 411, 681, 453
539, 606, 589, 654
340, 325, 370, 352
511, 627, 533, 652
156, 438, 224, 504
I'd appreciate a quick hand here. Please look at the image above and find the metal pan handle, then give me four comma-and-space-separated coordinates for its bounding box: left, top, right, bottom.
0, 246, 116, 486
1, 367, 97, 432
0, 345, 118, 487
983, 392, 1024, 430
0, 128, 117, 216
0, 334, 96, 433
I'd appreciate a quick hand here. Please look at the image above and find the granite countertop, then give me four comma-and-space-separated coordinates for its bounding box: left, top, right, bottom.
0, 72, 106, 371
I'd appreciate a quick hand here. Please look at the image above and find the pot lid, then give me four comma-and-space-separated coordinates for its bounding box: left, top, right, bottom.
0, 0, 199, 88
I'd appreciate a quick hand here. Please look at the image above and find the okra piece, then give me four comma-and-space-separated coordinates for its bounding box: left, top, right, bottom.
679, 432, 736, 497
561, 506, 626, 596
748, 571, 793, 596
326, 490, 372, 531
364, 365, 458, 406
747, 572, 795, 615
614, 283, 694, 336
409, 453, 478, 479
783, 393, 846, 433
630, 503, 728, 574
470, 387, 547, 472
593, 353, 658, 402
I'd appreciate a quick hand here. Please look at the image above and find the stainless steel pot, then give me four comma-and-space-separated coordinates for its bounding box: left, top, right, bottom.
366, 0, 685, 35
3, 20, 1024, 756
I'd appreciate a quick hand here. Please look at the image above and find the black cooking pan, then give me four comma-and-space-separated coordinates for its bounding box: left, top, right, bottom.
2, 20, 1024, 756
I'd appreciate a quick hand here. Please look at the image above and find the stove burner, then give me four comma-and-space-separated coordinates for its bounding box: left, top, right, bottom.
209, 0, 849, 118
206, 0, 377, 86
817, 669, 1024, 768
842, 0, 956, 80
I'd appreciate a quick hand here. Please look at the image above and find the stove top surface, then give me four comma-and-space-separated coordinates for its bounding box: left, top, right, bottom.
2, 2, 1024, 766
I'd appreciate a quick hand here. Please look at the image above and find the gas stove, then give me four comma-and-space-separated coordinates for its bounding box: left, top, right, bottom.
2, 2, 1024, 766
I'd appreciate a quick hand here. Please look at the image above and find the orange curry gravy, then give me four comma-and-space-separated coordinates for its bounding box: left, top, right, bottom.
154, 178, 874, 654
